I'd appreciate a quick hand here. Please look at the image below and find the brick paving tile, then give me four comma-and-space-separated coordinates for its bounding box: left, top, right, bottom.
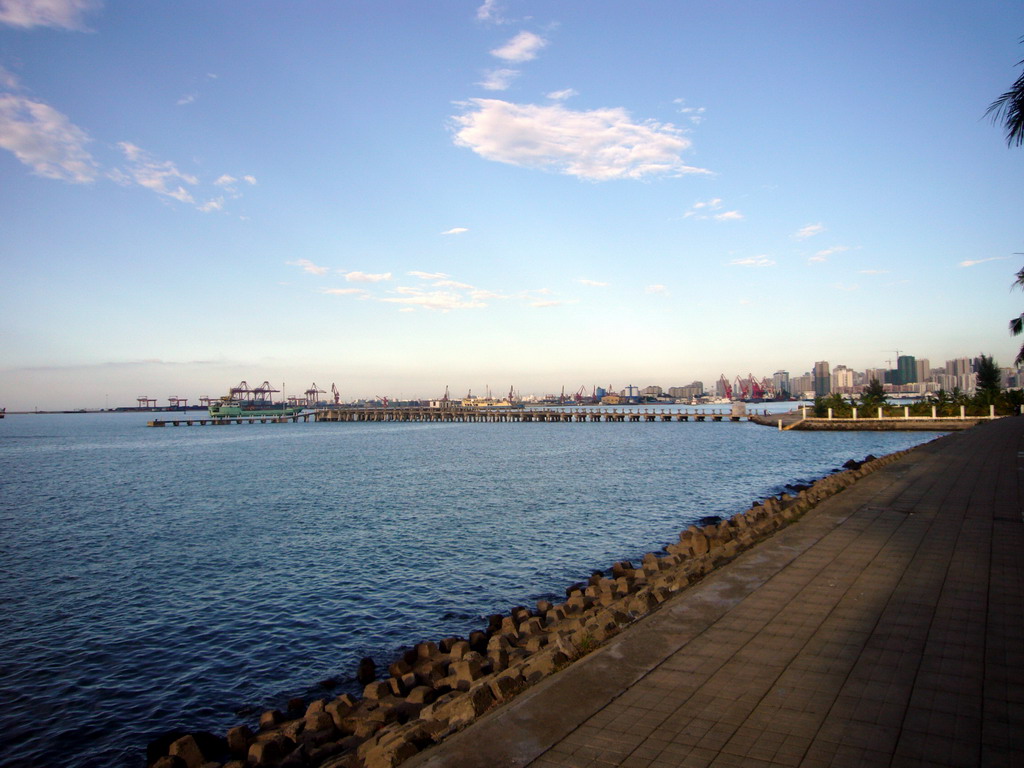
406, 418, 1024, 768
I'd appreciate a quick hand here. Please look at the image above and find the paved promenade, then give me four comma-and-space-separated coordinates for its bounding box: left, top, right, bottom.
407, 417, 1023, 768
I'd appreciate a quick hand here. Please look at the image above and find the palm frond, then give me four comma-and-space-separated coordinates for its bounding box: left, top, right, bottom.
1011, 314, 1024, 336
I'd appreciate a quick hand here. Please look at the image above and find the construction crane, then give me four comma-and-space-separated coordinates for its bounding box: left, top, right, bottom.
304, 383, 326, 406
230, 381, 253, 400
717, 374, 733, 400
331, 383, 340, 405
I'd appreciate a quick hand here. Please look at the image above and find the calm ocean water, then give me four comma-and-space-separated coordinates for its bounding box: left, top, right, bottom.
0, 408, 945, 767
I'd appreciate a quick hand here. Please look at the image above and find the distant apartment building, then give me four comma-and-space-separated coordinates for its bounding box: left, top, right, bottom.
772, 370, 790, 395
668, 382, 704, 399
642, 385, 663, 397
790, 374, 814, 398
831, 364, 855, 393
916, 358, 931, 383
813, 361, 831, 397
947, 357, 973, 377
863, 368, 888, 388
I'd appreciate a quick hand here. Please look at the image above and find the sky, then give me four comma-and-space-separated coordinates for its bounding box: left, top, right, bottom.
2, 0, 1023, 410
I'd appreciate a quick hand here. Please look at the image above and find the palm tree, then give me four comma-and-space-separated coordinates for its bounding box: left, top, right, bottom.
1012, 266, 1024, 366
986, 40, 1024, 147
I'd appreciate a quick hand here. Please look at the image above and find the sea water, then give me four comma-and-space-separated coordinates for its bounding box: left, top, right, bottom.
0, 408, 946, 767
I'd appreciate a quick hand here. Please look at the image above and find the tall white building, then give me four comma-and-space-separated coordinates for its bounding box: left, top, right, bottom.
831, 364, 855, 391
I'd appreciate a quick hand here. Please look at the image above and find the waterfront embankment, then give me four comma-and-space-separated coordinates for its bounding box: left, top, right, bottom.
145, 433, 969, 767
750, 409, 989, 431
404, 416, 1024, 768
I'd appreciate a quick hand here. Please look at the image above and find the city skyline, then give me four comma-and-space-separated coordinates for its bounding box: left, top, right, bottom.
2, 1, 1024, 410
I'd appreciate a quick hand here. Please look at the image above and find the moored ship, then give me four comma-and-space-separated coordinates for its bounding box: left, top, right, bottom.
208, 380, 305, 419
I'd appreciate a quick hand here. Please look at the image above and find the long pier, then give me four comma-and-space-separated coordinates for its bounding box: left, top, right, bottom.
147, 413, 313, 427
313, 406, 753, 423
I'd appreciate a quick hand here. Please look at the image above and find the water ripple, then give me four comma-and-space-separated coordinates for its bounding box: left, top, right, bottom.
0, 410, 944, 767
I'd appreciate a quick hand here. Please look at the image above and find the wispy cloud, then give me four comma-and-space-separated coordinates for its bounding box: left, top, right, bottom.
673, 99, 706, 125
479, 68, 518, 91
730, 256, 776, 267
176, 93, 197, 106
714, 210, 743, 221
578, 278, 608, 287
685, 198, 741, 221
794, 223, 826, 239
833, 282, 860, 292
0, 0, 101, 30
0, 92, 98, 182
476, 0, 505, 23
547, 88, 578, 101
288, 259, 330, 276
959, 256, 1009, 267
646, 284, 669, 294
380, 286, 488, 312
343, 271, 392, 283
441, 227, 469, 235
491, 31, 547, 62
452, 99, 709, 181
320, 287, 369, 296
112, 142, 198, 204
408, 271, 449, 281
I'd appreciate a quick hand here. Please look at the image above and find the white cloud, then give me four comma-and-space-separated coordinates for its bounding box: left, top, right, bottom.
198, 197, 224, 213
959, 256, 1009, 268
479, 68, 519, 91
0, 0, 101, 30
491, 31, 547, 62
288, 259, 330, 276
714, 210, 743, 221
794, 223, 825, 239
441, 227, 469, 235
0, 65, 21, 90
0, 92, 98, 182
730, 256, 775, 267
380, 287, 487, 312
433, 279, 475, 290
320, 287, 369, 296
343, 270, 392, 283
859, 269, 890, 275
547, 88, 578, 101
214, 174, 237, 187
408, 270, 449, 281
243, 175, 257, 185
833, 282, 859, 292
673, 99, 706, 125
451, 99, 708, 181
578, 278, 608, 287
694, 198, 721, 210
176, 93, 196, 106
814, 245, 849, 260
113, 141, 198, 203
646, 284, 668, 294
476, 0, 504, 23
532, 300, 565, 308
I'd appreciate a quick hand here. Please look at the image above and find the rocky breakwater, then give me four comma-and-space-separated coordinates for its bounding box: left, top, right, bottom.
147, 448, 917, 768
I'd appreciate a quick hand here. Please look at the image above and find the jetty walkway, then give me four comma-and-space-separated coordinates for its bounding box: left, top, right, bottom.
314, 407, 754, 423
407, 416, 1024, 768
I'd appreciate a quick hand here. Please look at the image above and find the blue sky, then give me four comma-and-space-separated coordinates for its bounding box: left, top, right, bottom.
2, 0, 1023, 409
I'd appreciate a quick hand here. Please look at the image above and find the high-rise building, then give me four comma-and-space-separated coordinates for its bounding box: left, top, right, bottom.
864, 368, 888, 389
896, 355, 917, 385
773, 370, 790, 396
916, 359, 931, 383
831, 365, 854, 391
813, 361, 831, 397
947, 357, 972, 377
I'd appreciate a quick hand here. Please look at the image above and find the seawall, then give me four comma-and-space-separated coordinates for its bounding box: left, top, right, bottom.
146, 443, 935, 768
